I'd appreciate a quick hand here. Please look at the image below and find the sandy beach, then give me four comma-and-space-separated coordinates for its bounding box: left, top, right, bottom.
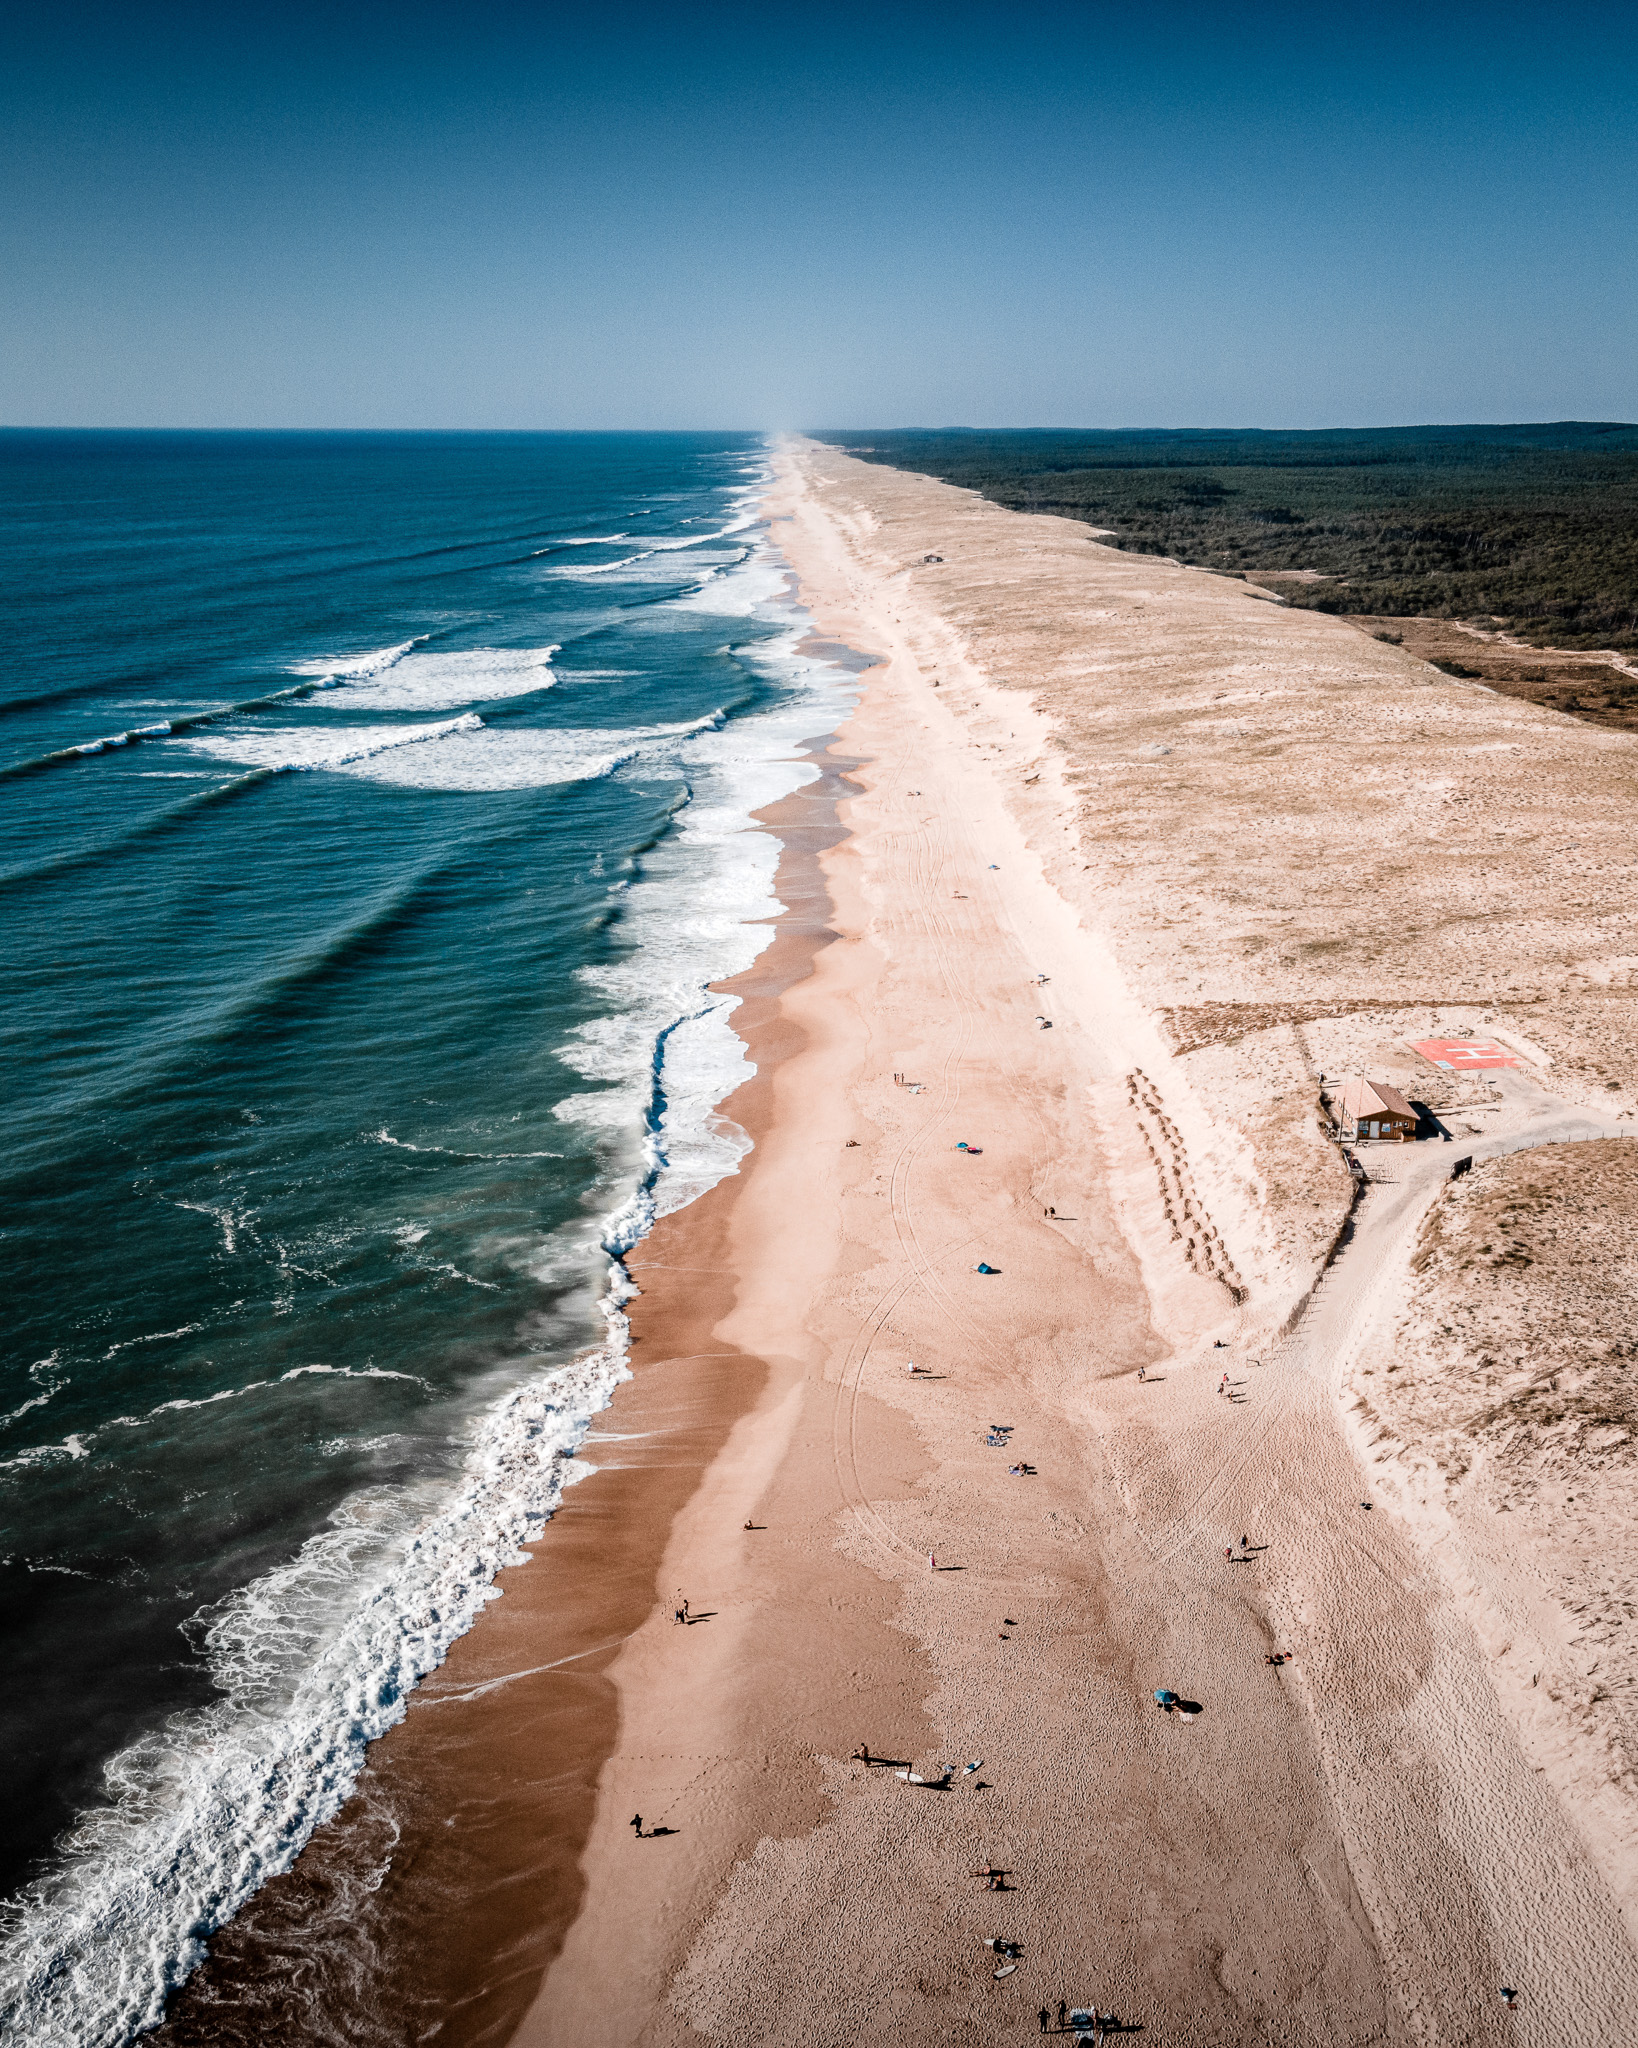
11, 18, 1638, 2046
511, 441, 1638, 2045
163, 438, 1638, 2046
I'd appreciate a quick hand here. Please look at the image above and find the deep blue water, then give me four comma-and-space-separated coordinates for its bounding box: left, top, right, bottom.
0, 430, 848, 2043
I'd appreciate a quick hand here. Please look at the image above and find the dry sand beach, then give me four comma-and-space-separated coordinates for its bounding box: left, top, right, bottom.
169, 439, 1638, 2046
508, 442, 1638, 2044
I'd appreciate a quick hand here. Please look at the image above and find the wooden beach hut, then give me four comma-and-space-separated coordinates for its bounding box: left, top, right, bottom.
1339, 1078, 1418, 1142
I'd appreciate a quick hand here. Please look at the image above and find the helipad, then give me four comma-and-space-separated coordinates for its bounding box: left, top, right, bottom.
1409, 1037, 1522, 1071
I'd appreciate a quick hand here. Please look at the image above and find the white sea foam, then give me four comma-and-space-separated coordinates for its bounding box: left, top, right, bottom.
553, 513, 858, 1220
333, 723, 660, 792
280, 1365, 432, 1389
0, 1389, 63, 1429
287, 638, 424, 680
0, 453, 861, 2048
665, 541, 791, 615
179, 713, 724, 793
647, 1004, 755, 1212
0, 1358, 67, 1432
0, 1368, 444, 1478
319, 1432, 413, 1458
623, 520, 757, 554
168, 1197, 255, 1255
0, 1315, 632, 2048
179, 714, 485, 777
547, 559, 716, 589
294, 645, 558, 712
103, 1322, 206, 1358
545, 528, 754, 586
375, 1129, 563, 1160
556, 552, 650, 577
336, 651, 555, 712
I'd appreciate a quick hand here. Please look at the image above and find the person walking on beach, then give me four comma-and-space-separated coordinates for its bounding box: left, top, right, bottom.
673, 1593, 689, 1624
630, 1814, 643, 1838
929, 1551, 937, 1571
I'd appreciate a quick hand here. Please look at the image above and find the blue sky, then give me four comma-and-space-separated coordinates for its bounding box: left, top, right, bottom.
3, 2, 1634, 428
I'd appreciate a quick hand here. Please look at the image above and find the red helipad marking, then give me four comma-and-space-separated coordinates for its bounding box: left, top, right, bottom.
1409, 1037, 1521, 1071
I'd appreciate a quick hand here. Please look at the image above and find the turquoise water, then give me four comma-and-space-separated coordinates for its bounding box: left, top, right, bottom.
0, 431, 850, 2043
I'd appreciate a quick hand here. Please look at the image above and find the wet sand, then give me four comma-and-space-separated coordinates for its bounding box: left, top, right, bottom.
154, 732, 871, 2047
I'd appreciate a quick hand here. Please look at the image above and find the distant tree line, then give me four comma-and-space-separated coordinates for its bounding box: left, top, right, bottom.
814, 425, 1638, 651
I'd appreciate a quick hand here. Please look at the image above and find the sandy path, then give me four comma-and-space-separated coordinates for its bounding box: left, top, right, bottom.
509, 446, 1638, 2045
1210, 1090, 1638, 2045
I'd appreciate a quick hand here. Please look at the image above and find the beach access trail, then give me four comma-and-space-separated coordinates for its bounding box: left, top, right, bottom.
510, 443, 1638, 2046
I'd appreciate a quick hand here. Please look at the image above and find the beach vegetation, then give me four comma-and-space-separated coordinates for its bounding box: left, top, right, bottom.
818, 424, 1638, 650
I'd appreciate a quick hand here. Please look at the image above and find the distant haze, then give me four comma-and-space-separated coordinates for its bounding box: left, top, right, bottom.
3, 1, 1635, 429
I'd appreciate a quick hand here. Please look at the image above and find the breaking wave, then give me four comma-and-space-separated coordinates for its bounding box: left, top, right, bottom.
0, 442, 862, 2048
0, 1319, 632, 2046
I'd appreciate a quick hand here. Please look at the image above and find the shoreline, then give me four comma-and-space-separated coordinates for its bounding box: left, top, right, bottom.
155, 667, 872, 2043
166, 436, 1638, 2045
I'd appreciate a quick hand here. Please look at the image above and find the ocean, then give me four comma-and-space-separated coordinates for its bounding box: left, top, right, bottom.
0, 430, 849, 2044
